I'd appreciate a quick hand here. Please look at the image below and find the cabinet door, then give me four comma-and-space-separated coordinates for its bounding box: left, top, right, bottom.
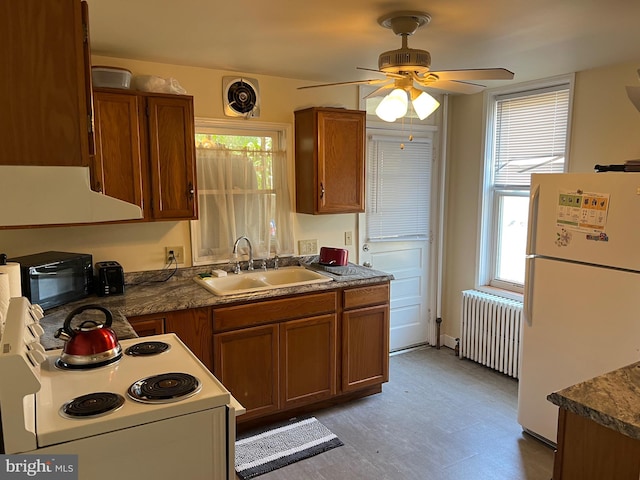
280, 314, 337, 409
342, 304, 390, 392
295, 107, 365, 214
214, 324, 279, 421
165, 308, 213, 371
127, 314, 165, 337
0, 0, 91, 167
146, 95, 197, 220
92, 89, 146, 213
316, 109, 365, 213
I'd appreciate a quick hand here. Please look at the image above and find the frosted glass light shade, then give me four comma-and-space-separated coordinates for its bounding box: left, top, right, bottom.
375, 88, 408, 122
412, 91, 440, 120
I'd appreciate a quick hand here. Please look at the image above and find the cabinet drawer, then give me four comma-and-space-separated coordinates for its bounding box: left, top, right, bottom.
343, 283, 389, 310
214, 292, 337, 332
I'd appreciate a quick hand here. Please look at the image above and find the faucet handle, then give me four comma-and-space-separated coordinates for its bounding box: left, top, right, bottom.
273, 254, 279, 270
260, 259, 267, 270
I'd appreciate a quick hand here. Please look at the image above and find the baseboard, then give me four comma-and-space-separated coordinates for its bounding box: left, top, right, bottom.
441, 334, 457, 350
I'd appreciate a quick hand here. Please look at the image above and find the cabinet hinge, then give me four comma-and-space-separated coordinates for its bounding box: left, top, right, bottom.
83, 23, 89, 43
87, 114, 93, 134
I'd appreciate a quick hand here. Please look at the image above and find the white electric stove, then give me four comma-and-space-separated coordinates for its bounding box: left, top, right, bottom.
0, 297, 244, 480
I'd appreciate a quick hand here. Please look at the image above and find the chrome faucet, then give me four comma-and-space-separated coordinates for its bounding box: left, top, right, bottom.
232, 236, 254, 273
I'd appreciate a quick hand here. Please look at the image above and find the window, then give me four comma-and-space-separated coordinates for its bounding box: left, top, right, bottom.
480, 77, 573, 292
190, 119, 294, 265
367, 135, 432, 241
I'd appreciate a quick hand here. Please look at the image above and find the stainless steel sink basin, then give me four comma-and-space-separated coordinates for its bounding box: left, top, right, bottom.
194, 266, 332, 296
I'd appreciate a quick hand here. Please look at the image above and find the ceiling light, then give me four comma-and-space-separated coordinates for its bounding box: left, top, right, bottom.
411, 90, 440, 120
374, 87, 440, 122
375, 88, 408, 122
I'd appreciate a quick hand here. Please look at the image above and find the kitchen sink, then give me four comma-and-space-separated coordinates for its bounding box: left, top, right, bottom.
194, 266, 333, 296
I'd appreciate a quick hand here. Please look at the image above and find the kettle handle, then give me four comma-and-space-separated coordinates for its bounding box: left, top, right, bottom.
61, 304, 114, 337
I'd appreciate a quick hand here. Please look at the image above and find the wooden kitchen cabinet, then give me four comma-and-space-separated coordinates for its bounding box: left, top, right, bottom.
280, 314, 337, 409
127, 314, 165, 337
213, 292, 338, 421
91, 90, 145, 210
342, 284, 390, 391
553, 408, 640, 480
294, 107, 366, 214
92, 88, 198, 221
0, 0, 92, 167
127, 307, 213, 371
213, 324, 280, 421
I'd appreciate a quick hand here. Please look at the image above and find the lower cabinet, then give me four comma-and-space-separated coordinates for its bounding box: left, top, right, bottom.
127, 307, 214, 372
553, 408, 640, 480
128, 282, 390, 423
280, 314, 337, 409
213, 324, 280, 421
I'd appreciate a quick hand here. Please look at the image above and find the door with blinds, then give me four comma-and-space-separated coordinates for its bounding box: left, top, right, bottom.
359, 134, 434, 351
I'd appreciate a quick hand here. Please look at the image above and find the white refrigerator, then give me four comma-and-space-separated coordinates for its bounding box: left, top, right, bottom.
517, 172, 640, 445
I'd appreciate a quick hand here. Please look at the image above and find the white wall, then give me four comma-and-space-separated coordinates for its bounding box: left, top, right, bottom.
442, 59, 640, 340
0, 55, 363, 271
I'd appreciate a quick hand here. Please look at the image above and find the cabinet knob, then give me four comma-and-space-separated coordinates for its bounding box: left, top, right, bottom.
320, 182, 325, 199
187, 182, 195, 198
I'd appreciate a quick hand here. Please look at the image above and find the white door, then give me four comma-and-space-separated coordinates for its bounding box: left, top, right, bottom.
359, 132, 437, 351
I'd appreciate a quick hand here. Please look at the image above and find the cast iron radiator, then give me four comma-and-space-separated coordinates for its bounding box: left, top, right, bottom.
460, 290, 523, 379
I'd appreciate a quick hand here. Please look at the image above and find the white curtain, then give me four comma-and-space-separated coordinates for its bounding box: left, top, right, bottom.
193, 146, 294, 264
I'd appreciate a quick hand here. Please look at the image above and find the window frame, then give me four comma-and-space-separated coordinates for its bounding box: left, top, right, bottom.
190, 118, 293, 266
477, 75, 575, 296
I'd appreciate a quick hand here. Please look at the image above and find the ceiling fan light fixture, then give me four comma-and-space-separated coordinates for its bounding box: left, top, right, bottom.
376, 88, 408, 122
411, 90, 440, 120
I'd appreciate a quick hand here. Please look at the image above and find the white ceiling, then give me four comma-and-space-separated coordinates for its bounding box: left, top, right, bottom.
86, 0, 640, 92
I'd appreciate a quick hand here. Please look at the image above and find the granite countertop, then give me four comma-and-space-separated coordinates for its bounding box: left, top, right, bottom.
547, 361, 640, 441
40, 257, 393, 350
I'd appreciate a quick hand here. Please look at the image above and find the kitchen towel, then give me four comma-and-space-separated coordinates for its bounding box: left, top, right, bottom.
0, 262, 21, 297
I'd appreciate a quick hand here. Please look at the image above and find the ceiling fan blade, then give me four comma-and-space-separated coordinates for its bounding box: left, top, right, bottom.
356, 66, 406, 80
427, 68, 515, 81
420, 79, 487, 95
363, 84, 395, 99
297, 78, 387, 90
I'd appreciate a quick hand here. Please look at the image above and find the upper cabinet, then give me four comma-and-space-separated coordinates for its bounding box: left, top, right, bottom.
0, 0, 92, 167
294, 107, 366, 214
92, 88, 198, 221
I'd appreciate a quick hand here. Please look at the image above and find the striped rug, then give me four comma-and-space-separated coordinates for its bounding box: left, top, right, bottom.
235, 417, 344, 479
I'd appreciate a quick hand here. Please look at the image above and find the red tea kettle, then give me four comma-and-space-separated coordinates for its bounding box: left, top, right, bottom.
54, 304, 122, 369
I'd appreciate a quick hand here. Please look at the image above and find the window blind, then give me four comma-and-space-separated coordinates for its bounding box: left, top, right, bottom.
367, 136, 432, 241
494, 85, 569, 187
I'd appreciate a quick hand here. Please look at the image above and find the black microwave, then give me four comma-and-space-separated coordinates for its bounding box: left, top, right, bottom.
9, 251, 93, 310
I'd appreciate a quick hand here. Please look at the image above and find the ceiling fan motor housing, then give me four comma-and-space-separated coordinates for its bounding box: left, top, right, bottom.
378, 48, 431, 74
223, 76, 260, 118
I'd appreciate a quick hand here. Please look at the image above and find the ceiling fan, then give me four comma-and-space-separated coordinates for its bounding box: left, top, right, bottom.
299, 10, 514, 111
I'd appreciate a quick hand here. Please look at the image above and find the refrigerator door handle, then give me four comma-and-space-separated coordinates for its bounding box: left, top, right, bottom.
526, 183, 540, 256
524, 256, 535, 326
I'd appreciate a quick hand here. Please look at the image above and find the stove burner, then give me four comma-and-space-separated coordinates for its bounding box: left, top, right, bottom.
55, 353, 122, 370
125, 341, 171, 356
60, 392, 125, 419
127, 372, 201, 404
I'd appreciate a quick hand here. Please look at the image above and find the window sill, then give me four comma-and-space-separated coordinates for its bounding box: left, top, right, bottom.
476, 285, 523, 303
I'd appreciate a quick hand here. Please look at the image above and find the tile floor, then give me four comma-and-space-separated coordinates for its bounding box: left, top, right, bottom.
252, 346, 554, 480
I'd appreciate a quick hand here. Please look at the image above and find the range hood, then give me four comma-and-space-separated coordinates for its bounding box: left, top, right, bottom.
0, 166, 143, 227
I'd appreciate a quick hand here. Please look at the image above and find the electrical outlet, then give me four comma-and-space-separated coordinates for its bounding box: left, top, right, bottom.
165, 246, 185, 264
344, 231, 353, 246
298, 239, 318, 255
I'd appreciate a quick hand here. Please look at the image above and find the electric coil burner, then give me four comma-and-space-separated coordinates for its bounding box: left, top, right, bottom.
127, 372, 202, 404
61, 392, 125, 419
0, 297, 245, 480
125, 340, 171, 356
